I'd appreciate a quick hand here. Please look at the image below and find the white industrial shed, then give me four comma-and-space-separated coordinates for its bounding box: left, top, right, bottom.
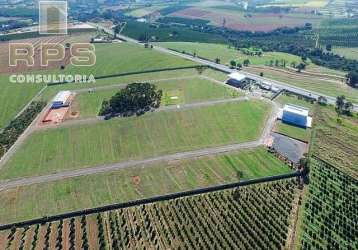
227, 72, 247, 88
281, 104, 312, 128
228, 72, 246, 82
52, 91, 72, 109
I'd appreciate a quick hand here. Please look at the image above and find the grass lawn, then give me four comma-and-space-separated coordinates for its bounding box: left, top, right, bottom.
0, 77, 44, 129
246, 66, 358, 103
156, 42, 302, 66
276, 93, 316, 113
59, 42, 197, 78
39, 67, 227, 102
0, 147, 291, 224
74, 77, 241, 117
0, 100, 271, 180
274, 121, 311, 142
312, 105, 358, 178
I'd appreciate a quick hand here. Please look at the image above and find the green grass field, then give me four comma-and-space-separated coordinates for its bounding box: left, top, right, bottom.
0, 147, 291, 224
246, 67, 358, 103
74, 77, 241, 117
275, 121, 311, 142
58, 42, 197, 78
0, 78, 44, 129
0, 41, 197, 129
156, 42, 302, 66
276, 93, 316, 112
0, 100, 271, 180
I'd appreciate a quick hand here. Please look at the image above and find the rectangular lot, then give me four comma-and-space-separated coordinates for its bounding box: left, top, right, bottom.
73, 77, 241, 117
0, 147, 291, 224
0, 100, 271, 180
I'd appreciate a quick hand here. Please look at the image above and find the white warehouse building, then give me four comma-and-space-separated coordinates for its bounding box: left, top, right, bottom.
281, 104, 312, 128
51, 91, 72, 109
226, 72, 247, 88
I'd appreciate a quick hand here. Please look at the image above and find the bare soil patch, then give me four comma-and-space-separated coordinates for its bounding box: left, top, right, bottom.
0, 36, 72, 74
132, 175, 141, 185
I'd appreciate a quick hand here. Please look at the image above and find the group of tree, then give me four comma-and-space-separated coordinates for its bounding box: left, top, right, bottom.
99, 82, 162, 118
0, 101, 46, 158
346, 71, 358, 88
230, 59, 250, 69
335, 95, 353, 116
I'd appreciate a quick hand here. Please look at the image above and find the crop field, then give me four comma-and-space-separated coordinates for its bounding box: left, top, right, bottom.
0, 147, 292, 223
73, 77, 241, 117
274, 121, 311, 142
317, 18, 358, 47
0, 32, 94, 74
157, 42, 302, 65
332, 47, 358, 60
122, 20, 227, 43
126, 5, 169, 17
0, 100, 271, 179
0, 179, 299, 249
298, 158, 357, 250
170, 7, 323, 31
312, 105, 358, 178
245, 66, 358, 103
259, 0, 328, 8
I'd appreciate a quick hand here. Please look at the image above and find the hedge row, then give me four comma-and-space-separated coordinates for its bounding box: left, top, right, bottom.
0, 101, 46, 158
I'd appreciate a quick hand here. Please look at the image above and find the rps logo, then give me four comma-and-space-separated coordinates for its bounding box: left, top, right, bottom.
8, 1, 96, 68
9, 43, 96, 67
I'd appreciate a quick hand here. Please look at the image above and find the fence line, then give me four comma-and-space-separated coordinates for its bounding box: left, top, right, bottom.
0, 171, 300, 231
47, 65, 203, 86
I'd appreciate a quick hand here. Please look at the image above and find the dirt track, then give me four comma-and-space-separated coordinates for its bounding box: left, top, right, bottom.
0, 70, 279, 190
0, 141, 262, 191
0, 95, 278, 191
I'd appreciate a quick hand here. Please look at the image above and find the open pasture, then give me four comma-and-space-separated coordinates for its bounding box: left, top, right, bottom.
73, 77, 241, 117
0, 100, 271, 179
61, 43, 197, 78
0, 147, 291, 223
0, 76, 44, 129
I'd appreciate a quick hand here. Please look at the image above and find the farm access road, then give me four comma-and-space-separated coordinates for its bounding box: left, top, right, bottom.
0, 97, 279, 191
90, 23, 358, 111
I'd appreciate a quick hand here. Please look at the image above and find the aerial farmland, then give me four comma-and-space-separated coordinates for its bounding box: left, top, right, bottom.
0, 0, 357, 249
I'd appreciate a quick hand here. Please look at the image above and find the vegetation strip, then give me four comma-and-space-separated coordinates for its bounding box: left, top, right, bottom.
47, 66, 204, 86
0, 171, 300, 230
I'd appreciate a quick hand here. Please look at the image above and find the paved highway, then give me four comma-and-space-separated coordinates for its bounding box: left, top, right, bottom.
91, 23, 357, 111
